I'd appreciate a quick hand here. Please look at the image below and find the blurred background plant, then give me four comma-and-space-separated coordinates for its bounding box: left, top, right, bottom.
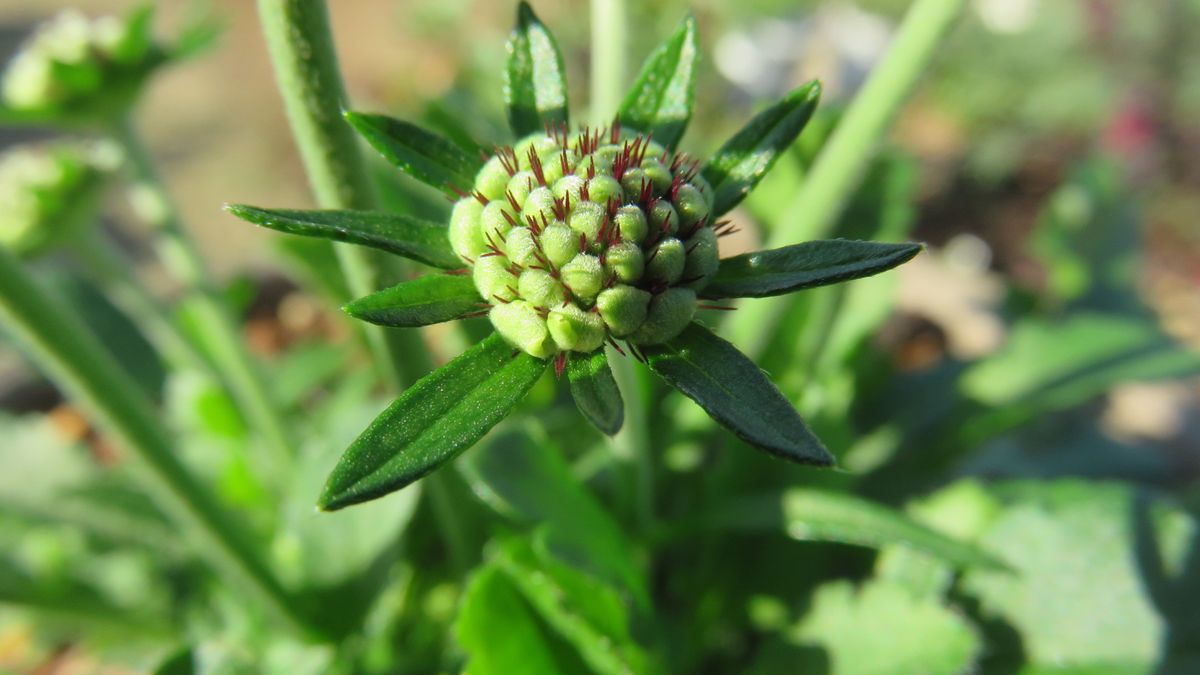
0, 0, 1197, 673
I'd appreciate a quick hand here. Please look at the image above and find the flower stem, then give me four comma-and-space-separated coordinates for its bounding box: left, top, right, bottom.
255, 0, 431, 390
0, 247, 312, 636
112, 117, 296, 470
727, 0, 966, 356
590, 0, 628, 125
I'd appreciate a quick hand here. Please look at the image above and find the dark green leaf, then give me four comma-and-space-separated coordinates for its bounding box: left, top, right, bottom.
152, 647, 196, 675
345, 111, 480, 194
318, 334, 546, 510
505, 2, 569, 137
565, 351, 624, 435
226, 205, 461, 269
617, 15, 698, 149
702, 80, 822, 215
343, 274, 481, 328
702, 239, 922, 299
644, 322, 834, 466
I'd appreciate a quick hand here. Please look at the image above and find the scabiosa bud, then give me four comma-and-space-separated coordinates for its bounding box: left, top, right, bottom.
448, 124, 721, 358
0, 141, 117, 257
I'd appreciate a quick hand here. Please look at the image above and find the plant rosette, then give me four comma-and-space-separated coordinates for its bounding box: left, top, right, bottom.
229, 3, 923, 511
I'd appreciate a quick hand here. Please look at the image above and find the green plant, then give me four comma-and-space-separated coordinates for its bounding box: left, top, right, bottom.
231, 4, 921, 511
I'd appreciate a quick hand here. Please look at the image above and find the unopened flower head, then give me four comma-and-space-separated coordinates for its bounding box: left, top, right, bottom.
450, 123, 722, 359
0, 141, 118, 256
2, 8, 157, 115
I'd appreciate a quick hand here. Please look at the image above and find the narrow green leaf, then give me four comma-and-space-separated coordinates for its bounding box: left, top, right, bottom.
344, 111, 480, 194
711, 488, 1008, 570
702, 239, 922, 299
343, 274, 481, 328
643, 322, 834, 466
226, 204, 461, 269
318, 334, 546, 510
617, 15, 698, 149
702, 80, 822, 216
505, 2, 569, 137
565, 351, 624, 435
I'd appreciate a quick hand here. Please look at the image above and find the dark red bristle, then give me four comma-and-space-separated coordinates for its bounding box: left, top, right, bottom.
607, 337, 626, 356
528, 148, 547, 186
473, 190, 490, 205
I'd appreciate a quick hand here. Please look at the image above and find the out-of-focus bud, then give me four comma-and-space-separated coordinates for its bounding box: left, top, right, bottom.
0, 141, 119, 257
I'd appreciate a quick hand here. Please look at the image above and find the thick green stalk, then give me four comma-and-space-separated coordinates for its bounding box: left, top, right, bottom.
0, 247, 311, 635
590, 0, 627, 124
112, 118, 296, 469
71, 230, 207, 374
727, 0, 966, 355
255, 0, 431, 390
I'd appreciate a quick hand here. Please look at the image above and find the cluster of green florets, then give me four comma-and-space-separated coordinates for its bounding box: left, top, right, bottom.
449, 123, 725, 359
1, 9, 155, 113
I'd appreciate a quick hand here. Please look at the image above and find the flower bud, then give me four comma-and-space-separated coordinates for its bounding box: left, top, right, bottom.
650, 200, 679, 236
505, 226, 539, 267
646, 237, 685, 285
604, 241, 644, 283
641, 159, 672, 195
597, 285, 650, 337
539, 223, 577, 268
522, 186, 556, 223
490, 301, 555, 359
620, 168, 648, 199
475, 155, 511, 200
518, 269, 567, 307
553, 174, 585, 203
690, 172, 715, 210
674, 183, 709, 229
0, 142, 113, 257
507, 170, 536, 204
473, 254, 518, 302
631, 288, 696, 344
449, 197, 485, 261
480, 200, 514, 242
547, 304, 606, 353
682, 227, 719, 287
587, 174, 622, 206
561, 253, 603, 302
614, 206, 647, 244
567, 200, 605, 245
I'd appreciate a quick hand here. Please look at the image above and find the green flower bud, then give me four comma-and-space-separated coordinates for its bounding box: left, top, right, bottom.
475, 156, 511, 200
522, 186, 556, 223
480, 200, 514, 242
604, 241, 644, 283
540, 152, 566, 186
614, 205, 647, 244
646, 237, 685, 285
641, 159, 672, 195
449, 197, 485, 261
597, 285, 650, 337
690, 172, 715, 210
518, 269, 567, 307
473, 254, 518, 302
567, 200, 605, 245
561, 253, 603, 302
539, 223, 577, 269
631, 288, 696, 345
620, 168, 648, 199
490, 301, 555, 359
673, 183, 709, 229
505, 226, 539, 267
0, 141, 114, 257
650, 200, 679, 236
514, 134, 558, 166
553, 174, 585, 203
587, 174, 622, 206
682, 227, 719, 288
547, 304, 606, 353
507, 170, 536, 204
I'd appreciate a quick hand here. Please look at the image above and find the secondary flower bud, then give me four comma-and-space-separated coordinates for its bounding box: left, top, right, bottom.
451, 126, 725, 357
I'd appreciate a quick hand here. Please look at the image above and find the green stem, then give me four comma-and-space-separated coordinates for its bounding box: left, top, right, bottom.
590, 0, 627, 125
112, 118, 296, 470
610, 348, 654, 534
70, 230, 207, 374
255, 0, 431, 390
727, 0, 965, 356
0, 247, 312, 635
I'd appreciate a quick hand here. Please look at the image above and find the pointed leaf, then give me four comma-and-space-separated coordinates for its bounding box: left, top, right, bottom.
617, 15, 698, 149
345, 111, 480, 194
226, 205, 461, 269
505, 2, 569, 137
702, 80, 822, 215
644, 322, 833, 465
344, 274, 481, 327
702, 239, 922, 299
319, 334, 547, 510
565, 351, 624, 435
